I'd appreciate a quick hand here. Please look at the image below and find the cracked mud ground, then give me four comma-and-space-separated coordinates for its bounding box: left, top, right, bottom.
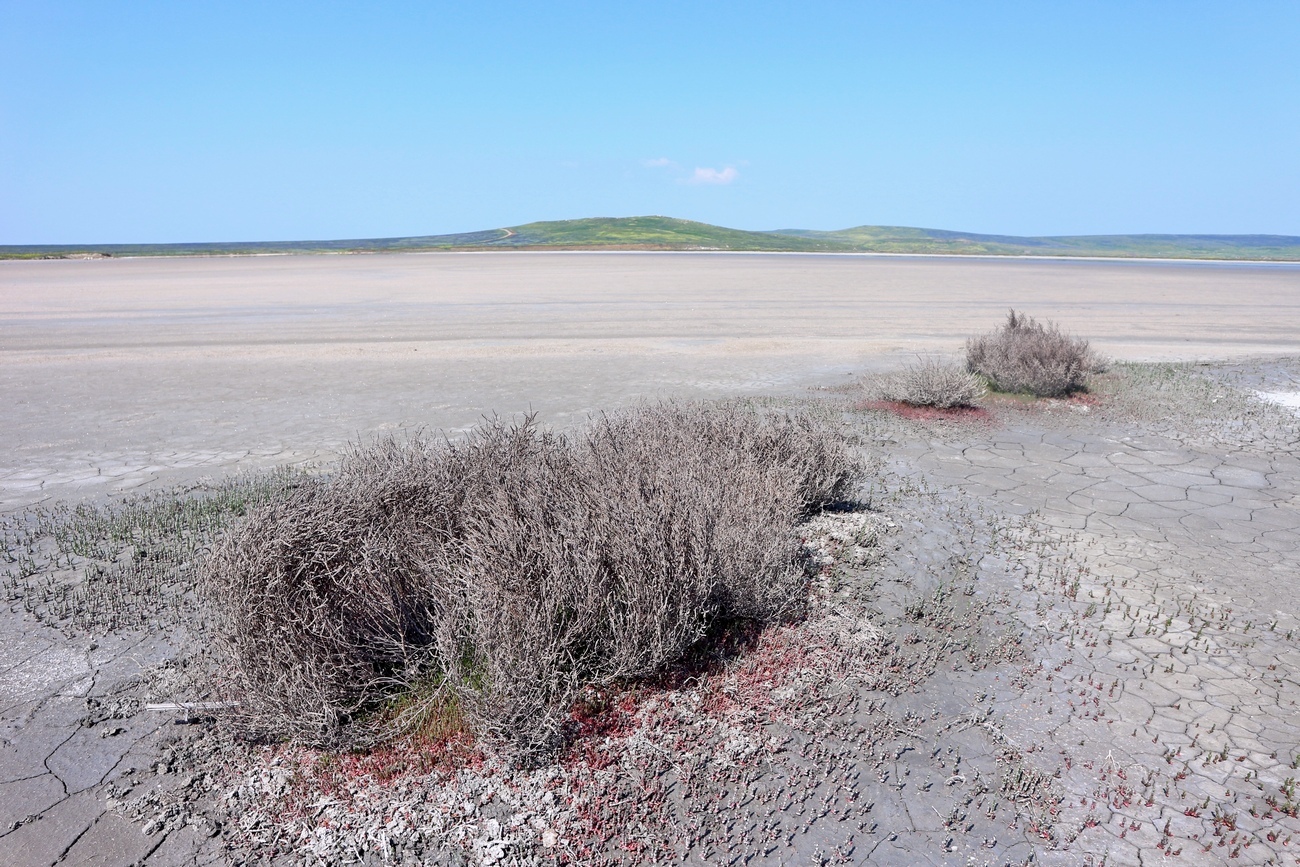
2, 359, 1299, 866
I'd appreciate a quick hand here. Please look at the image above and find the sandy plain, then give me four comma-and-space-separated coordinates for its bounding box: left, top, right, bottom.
2, 252, 1300, 867
2, 251, 1298, 510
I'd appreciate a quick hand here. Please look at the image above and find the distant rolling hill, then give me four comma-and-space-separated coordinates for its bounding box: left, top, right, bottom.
4, 216, 1299, 261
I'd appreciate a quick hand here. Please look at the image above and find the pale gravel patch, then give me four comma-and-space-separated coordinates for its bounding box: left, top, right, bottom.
0, 644, 91, 704
1254, 390, 1300, 414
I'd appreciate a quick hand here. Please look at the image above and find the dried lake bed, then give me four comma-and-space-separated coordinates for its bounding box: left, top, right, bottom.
2, 252, 1299, 866
3, 251, 1299, 509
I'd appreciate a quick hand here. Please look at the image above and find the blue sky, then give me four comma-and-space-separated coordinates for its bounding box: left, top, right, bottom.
2, 1, 1297, 244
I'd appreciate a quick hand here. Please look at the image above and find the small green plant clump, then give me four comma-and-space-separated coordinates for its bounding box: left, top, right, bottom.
876, 356, 986, 408
966, 309, 1103, 397
201, 402, 857, 754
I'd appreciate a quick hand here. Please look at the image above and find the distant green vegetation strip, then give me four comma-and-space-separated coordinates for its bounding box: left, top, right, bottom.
5, 216, 1299, 260
779, 225, 1300, 260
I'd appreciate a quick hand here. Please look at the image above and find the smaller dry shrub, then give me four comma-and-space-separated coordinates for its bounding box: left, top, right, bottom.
875, 356, 985, 408
966, 310, 1102, 397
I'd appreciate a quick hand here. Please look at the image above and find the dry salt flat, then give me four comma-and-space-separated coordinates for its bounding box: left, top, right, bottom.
4, 252, 1298, 512
1, 253, 1299, 866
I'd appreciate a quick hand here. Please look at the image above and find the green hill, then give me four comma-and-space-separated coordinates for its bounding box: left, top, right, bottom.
496, 216, 836, 251
4, 216, 1298, 261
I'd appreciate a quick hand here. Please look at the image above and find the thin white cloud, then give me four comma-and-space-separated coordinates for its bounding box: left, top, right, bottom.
688, 166, 738, 185
642, 157, 676, 168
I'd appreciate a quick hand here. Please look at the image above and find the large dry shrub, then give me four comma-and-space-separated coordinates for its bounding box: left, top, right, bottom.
966, 310, 1102, 397
875, 356, 986, 408
201, 403, 856, 752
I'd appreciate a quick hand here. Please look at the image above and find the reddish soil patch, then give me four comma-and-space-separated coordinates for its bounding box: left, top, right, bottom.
270, 729, 486, 821
856, 399, 994, 423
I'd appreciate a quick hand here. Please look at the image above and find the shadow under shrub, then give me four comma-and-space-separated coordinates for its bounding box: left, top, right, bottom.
966, 309, 1103, 397
201, 403, 856, 754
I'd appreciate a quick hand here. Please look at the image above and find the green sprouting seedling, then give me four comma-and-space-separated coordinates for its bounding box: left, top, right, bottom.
4, 465, 310, 633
